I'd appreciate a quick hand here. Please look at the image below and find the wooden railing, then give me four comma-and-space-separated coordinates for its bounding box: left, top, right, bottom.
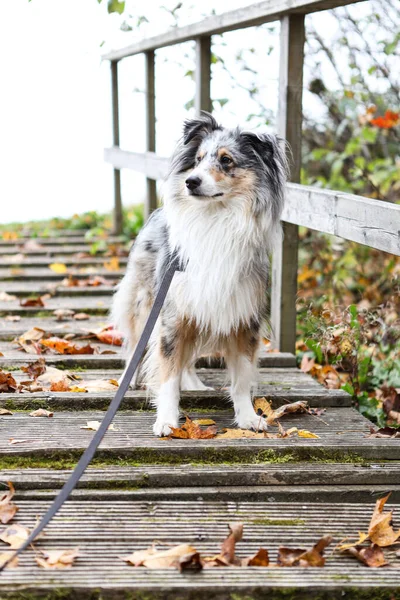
102, 0, 400, 354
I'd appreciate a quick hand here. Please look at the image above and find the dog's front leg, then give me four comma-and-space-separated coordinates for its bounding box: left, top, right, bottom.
226, 328, 267, 431
152, 318, 193, 437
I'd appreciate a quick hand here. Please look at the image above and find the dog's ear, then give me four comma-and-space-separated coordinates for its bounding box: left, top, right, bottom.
240, 132, 289, 175
183, 111, 220, 145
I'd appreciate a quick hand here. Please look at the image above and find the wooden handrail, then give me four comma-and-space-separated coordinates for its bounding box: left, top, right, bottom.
102, 0, 364, 62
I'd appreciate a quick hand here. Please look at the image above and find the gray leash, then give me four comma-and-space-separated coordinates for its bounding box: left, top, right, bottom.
0, 256, 180, 572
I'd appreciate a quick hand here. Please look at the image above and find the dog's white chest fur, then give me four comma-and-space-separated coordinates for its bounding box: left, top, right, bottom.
165, 198, 269, 335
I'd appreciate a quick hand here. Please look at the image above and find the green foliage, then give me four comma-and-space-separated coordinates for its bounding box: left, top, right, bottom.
123, 204, 144, 238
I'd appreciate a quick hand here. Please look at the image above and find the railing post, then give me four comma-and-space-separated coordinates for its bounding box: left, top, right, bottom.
270, 14, 305, 353
110, 61, 123, 235
195, 36, 212, 114
145, 50, 157, 221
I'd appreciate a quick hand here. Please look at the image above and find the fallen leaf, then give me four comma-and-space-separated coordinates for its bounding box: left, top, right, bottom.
278, 536, 332, 567
300, 355, 315, 373
220, 522, 243, 565
76, 379, 120, 392
9, 438, 36, 445
0, 523, 30, 548
0, 482, 18, 524
123, 543, 197, 569
73, 312, 91, 321
30, 409, 54, 418
5, 315, 20, 322
50, 380, 71, 392
167, 416, 217, 439
0, 552, 18, 569
192, 419, 216, 426
368, 493, 400, 547
36, 366, 76, 390
49, 263, 68, 274
241, 548, 269, 567
69, 386, 87, 393
20, 296, 45, 308
338, 531, 369, 551
0, 371, 18, 393
53, 309, 75, 321
178, 550, 203, 572
347, 544, 388, 567
215, 428, 266, 439
368, 426, 400, 438
270, 401, 308, 423
253, 397, 274, 420
80, 421, 118, 431
21, 357, 47, 380
35, 548, 80, 569
41, 337, 95, 355
0, 409, 13, 415
0, 292, 17, 302
103, 257, 120, 271
297, 429, 320, 439
14, 327, 46, 354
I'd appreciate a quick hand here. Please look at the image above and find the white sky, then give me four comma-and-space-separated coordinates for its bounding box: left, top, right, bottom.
0, 0, 373, 224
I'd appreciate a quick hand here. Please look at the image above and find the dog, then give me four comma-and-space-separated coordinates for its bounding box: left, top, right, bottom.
111, 112, 287, 436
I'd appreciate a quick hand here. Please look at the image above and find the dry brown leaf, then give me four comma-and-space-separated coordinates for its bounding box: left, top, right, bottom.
80, 421, 117, 431
278, 536, 332, 567
103, 257, 120, 272
0, 552, 18, 569
21, 357, 46, 380
204, 523, 244, 567
0, 482, 18, 524
30, 409, 54, 418
69, 386, 87, 393
216, 428, 266, 439
20, 296, 45, 308
73, 312, 91, 321
0, 409, 13, 415
0, 523, 30, 548
347, 544, 388, 567
123, 543, 197, 568
368, 493, 400, 547
368, 427, 400, 439
77, 379, 120, 392
14, 327, 46, 354
241, 548, 269, 567
300, 355, 315, 373
41, 337, 95, 355
253, 398, 307, 425
167, 416, 217, 439
0, 371, 18, 393
53, 309, 75, 321
36, 366, 76, 389
253, 397, 274, 419
0, 292, 17, 302
5, 315, 20, 322
50, 380, 71, 392
35, 548, 80, 569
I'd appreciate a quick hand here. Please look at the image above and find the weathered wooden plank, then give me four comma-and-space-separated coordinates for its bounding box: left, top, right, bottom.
3, 462, 398, 489
145, 49, 158, 220
104, 146, 169, 180
195, 36, 212, 114
0, 236, 126, 247
0, 295, 112, 314
270, 14, 305, 354
0, 268, 123, 281
0, 281, 115, 296
102, 0, 365, 61
0, 256, 128, 267
102, 147, 400, 256
0, 317, 110, 339
111, 61, 123, 235
0, 409, 394, 461
283, 183, 400, 256
0, 245, 121, 256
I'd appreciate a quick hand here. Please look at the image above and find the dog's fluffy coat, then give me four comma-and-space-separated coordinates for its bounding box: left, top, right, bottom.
111, 112, 287, 436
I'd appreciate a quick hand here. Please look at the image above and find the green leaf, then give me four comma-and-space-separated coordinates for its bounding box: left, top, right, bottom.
361, 127, 377, 144
305, 339, 323, 363
107, 0, 125, 15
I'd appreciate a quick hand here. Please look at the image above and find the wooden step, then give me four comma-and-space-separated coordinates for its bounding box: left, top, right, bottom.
0, 256, 128, 267
0, 499, 399, 598
0, 268, 123, 281
0, 317, 111, 340
0, 408, 393, 463
0, 235, 126, 246
3, 462, 400, 489
0, 295, 112, 315
0, 281, 115, 296
0, 245, 129, 256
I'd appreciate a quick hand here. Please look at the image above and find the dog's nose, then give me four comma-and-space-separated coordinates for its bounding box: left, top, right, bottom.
185, 176, 202, 190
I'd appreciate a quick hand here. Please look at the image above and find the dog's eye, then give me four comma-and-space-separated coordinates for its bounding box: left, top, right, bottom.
196, 155, 203, 163
220, 155, 232, 165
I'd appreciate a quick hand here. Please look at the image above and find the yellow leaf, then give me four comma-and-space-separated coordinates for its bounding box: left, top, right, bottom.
49, 263, 68, 274
69, 386, 87, 393
216, 428, 266, 439
192, 418, 216, 426
2, 232, 18, 241
297, 429, 320, 439
253, 397, 273, 418
103, 257, 120, 271
338, 531, 369, 551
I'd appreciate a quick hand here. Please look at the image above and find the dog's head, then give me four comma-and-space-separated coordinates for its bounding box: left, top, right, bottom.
170, 111, 288, 221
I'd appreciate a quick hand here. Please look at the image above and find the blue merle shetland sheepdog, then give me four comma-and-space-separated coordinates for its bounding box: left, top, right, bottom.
111, 112, 288, 436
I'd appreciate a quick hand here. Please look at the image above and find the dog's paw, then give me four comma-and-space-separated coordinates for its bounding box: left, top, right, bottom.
153, 414, 179, 437
235, 411, 268, 432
